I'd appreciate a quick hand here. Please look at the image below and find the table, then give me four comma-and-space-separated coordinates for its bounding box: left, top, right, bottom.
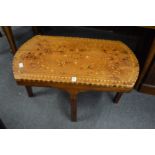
13, 35, 139, 121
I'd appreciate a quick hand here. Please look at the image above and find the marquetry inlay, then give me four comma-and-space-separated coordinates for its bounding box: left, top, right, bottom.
13, 35, 139, 88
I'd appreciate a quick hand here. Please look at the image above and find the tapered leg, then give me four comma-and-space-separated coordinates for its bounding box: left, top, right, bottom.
70, 93, 77, 122
2, 26, 17, 55
113, 92, 123, 103
25, 86, 33, 97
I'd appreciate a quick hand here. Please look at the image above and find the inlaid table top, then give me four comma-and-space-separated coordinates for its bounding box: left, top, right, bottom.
13, 35, 139, 91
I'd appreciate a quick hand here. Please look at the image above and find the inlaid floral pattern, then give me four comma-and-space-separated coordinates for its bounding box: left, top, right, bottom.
13, 35, 139, 88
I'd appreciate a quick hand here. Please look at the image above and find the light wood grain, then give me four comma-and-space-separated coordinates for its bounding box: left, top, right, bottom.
13, 35, 139, 90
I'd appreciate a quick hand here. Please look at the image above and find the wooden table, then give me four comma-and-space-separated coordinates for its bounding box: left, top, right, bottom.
13, 35, 139, 121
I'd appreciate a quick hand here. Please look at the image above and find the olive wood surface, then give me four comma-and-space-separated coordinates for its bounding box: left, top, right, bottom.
13, 35, 139, 90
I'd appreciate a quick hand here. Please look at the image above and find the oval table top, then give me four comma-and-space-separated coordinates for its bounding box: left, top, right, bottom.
13, 35, 139, 91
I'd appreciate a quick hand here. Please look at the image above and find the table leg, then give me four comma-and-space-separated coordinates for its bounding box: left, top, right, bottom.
0, 119, 7, 129
25, 86, 33, 97
32, 26, 40, 35
70, 93, 77, 121
113, 92, 123, 103
2, 26, 17, 55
